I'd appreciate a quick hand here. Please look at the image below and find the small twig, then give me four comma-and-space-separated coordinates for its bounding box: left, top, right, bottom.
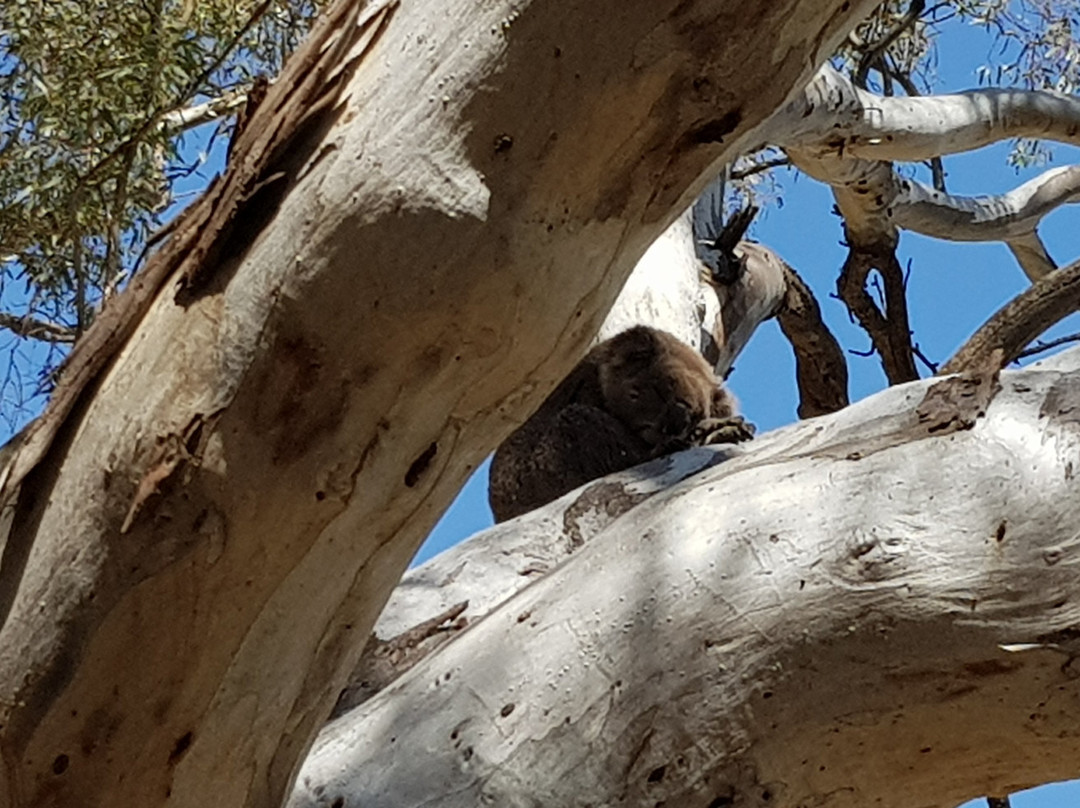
1015, 332, 1080, 360
729, 157, 791, 181
854, 0, 926, 89
912, 343, 938, 373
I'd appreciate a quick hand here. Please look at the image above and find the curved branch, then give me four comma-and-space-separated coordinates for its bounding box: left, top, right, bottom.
890, 165, 1080, 245
942, 257, 1080, 373
771, 63, 1080, 163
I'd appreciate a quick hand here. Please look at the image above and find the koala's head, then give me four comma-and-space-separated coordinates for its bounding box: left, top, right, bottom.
596, 326, 721, 451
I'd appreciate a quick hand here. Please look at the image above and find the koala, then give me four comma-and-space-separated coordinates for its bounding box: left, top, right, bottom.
488, 325, 752, 522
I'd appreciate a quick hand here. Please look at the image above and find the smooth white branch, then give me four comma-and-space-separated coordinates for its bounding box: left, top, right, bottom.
161, 89, 248, 132
892, 166, 1080, 278
767, 64, 1080, 278
772, 63, 1080, 162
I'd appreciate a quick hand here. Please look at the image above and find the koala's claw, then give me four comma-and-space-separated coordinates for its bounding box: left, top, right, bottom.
693, 415, 756, 445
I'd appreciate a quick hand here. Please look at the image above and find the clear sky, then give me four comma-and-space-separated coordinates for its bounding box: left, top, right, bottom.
411, 15, 1080, 808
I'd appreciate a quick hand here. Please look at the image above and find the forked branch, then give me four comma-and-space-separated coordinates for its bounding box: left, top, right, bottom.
838, 244, 919, 384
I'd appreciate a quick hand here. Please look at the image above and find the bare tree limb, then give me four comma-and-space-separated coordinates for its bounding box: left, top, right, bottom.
0, 313, 76, 344
772, 65, 1080, 281
776, 263, 849, 416
161, 89, 249, 132
943, 256, 1080, 373
891, 164, 1080, 251
771, 63, 1080, 163
838, 244, 919, 384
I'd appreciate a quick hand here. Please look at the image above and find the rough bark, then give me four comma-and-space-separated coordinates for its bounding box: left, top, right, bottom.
0, 0, 874, 806
774, 262, 848, 417
292, 348, 1080, 808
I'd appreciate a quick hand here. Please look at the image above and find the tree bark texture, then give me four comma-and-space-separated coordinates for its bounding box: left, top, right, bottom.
0, 0, 874, 806
292, 348, 1080, 808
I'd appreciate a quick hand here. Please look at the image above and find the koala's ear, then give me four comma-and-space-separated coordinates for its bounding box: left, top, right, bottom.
711, 385, 736, 417
609, 326, 658, 366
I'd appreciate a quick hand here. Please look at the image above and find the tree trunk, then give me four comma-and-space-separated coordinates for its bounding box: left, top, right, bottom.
292, 348, 1080, 808
0, 0, 872, 806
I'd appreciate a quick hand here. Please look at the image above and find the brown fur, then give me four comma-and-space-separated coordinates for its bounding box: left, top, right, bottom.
488, 326, 750, 522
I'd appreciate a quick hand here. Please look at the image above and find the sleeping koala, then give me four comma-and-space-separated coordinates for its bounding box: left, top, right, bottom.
488, 325, 752, 522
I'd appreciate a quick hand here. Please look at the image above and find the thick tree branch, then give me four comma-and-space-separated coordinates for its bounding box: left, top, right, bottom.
771, 63, 1080, 163
293, 352, 1080, 808
773, 65, 1080, 281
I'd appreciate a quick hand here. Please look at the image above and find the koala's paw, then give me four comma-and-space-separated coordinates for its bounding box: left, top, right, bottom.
693, 415, 756, 445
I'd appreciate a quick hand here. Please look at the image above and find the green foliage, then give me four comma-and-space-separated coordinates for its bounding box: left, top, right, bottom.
0, 0, 322, 337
